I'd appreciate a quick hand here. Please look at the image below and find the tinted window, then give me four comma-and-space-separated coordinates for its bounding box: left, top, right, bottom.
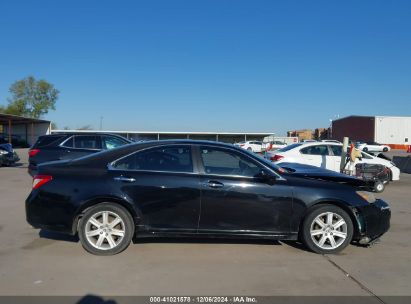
61, 137, 74, 148
329, 145, 342, 156
113, 145, 193, 172
74, 136, 101, 149
102, 136, 128, 150
35, 135, 65, 147
200, 146, 261, 177
300, 145, 330, 156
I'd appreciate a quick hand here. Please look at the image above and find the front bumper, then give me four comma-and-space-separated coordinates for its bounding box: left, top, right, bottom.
354, 199, 391, 242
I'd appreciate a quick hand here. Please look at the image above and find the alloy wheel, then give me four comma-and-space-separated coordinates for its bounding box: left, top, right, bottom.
85, 211, 126, 250
310, 212, 347, 250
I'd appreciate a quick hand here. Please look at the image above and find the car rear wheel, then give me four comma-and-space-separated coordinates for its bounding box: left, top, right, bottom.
383, 147, 389, 152
247, 147, 252, 151
363, 147, 368, 152
78, 203, 134, 255
374, 180, 385, 193
301, 205, 353, 254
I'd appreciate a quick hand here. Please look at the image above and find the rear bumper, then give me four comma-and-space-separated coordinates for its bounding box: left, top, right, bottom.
25, 190, 77, 235
355, 199, 390, 242
389, 166, 400, 181
28, 164, 38, 176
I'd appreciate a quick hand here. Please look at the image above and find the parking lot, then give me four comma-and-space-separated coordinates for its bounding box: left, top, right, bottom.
1, 149, 411, 300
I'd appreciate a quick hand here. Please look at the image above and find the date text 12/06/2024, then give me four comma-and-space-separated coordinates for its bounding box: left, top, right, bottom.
149, 296, 257, 303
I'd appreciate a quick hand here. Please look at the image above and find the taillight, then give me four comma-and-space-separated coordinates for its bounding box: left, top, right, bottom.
240, 144, 245, 147
270, 155, 284, 162
32, 175, 52, 190
29, 149, 40, 157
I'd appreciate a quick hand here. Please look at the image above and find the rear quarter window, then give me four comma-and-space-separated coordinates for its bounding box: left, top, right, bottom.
34, 135, 65, 148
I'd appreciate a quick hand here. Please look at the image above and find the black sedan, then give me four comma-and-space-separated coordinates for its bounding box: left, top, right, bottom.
26, 140, 390, 255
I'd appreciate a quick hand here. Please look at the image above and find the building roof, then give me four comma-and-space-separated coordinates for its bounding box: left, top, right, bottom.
0, 113, 50, 124
52, 129, 274, 135
333, 115, 411, 122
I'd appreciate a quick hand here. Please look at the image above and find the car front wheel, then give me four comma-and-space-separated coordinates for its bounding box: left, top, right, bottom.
78, 203, 134, 255
301, 205, 353, 254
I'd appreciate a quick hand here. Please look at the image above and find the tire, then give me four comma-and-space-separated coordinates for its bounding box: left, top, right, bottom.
78, 203, 135, 255
301, 205, 353, 254
383, 147, 389, 152
363, 147, 368, 152
374, 180, 385, 193
247, 147, 252, 151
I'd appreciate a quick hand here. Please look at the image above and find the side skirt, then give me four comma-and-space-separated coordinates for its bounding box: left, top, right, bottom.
135, 227, 298, 241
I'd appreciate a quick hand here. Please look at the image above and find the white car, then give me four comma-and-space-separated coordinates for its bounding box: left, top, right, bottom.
234, 141, 263, 153
264, 142, 400, 181
356, 141, 391, 152
261, 141, 287, 151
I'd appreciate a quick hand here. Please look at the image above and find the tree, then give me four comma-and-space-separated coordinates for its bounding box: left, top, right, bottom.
1, 76, 59, 118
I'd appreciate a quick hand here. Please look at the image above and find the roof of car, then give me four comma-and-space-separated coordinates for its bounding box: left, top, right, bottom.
72, 139, 253, 166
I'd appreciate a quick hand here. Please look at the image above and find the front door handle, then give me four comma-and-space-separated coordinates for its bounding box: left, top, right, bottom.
207, 180, 224, 188
113, 176, 136, 183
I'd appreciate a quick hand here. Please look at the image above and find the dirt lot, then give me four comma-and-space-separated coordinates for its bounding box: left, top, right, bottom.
0, 149, 410, 301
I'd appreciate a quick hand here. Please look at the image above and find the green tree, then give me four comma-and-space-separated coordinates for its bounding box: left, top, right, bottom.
1, 76, 59, 118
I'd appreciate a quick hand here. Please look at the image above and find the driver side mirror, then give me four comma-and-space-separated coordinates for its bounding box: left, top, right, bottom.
255, 169, 277, 184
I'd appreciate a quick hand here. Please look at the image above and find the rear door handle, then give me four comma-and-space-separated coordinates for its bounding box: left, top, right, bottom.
113, 176, 136, 183
207, 180, 224, 188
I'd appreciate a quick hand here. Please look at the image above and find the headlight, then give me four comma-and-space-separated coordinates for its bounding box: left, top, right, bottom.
356, 191, 376, 204
0, 150, 8, 155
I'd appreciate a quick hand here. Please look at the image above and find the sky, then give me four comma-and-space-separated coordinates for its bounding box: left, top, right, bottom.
0, 0, 410, 135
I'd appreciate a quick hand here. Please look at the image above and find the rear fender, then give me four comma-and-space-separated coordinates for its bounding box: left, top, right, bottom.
71, 196, 142, 235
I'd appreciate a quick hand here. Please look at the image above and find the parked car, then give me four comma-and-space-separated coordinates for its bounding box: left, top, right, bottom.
264, 142, 400, 181
262, 141, 287, 151
0, 143, 20, 166
0, 134, 29, 148
356, 141, 391, 152
234, 141, 263, 152
26, 140, 390, 255
28, 133, 131, 176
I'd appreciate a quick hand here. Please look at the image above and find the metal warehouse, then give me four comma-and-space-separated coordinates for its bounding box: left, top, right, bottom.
332, 115, 411, 148
52, 130, 273, 143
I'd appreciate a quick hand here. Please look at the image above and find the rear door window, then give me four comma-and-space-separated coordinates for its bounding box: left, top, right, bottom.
300, 145, 330, 156
113, 145, 193, 173
74, 135, 101, 150
329, 145, 342, 156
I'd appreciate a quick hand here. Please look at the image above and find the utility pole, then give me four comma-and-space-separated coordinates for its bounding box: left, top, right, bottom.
340, 137, 349, 173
